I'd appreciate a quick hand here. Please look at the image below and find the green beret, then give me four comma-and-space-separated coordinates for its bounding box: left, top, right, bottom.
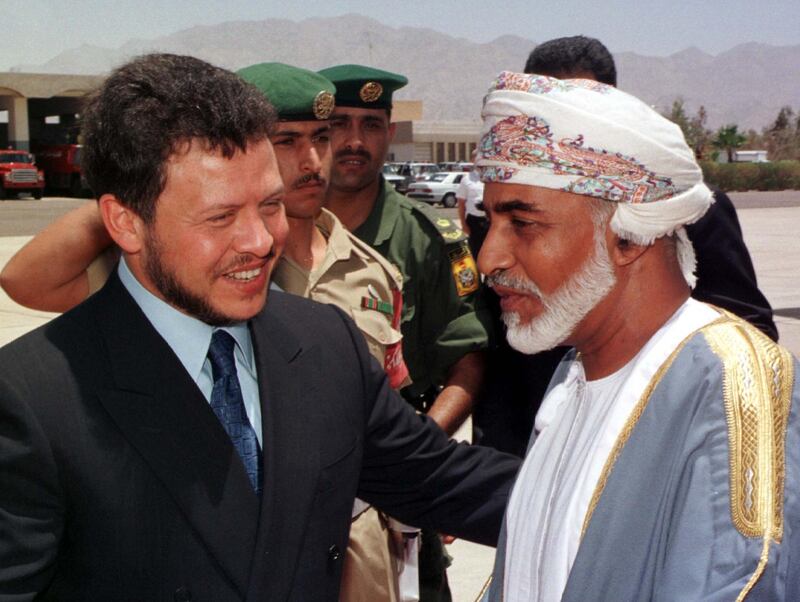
317, 64, 408, 110
237, 62, 336, 121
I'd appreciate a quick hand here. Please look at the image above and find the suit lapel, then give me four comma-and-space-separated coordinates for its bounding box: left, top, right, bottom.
92, 274, 259, 596
246, 297, 323, 599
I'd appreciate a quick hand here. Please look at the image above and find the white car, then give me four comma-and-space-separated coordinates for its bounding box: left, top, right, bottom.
406, 172, 465, 207
396, 162, 440, 193
382, 163, 405, 190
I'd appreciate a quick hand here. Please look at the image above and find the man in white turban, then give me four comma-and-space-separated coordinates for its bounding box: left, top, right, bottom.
477, 72, 800, 601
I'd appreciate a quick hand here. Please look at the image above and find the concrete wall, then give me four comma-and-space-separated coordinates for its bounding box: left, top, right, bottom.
0, 96, 30, 150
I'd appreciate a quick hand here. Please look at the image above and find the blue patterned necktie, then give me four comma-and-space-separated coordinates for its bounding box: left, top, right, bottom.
207, 330, 262, 496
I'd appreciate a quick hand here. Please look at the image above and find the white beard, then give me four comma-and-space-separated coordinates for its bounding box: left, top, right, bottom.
489, 232, 617, 355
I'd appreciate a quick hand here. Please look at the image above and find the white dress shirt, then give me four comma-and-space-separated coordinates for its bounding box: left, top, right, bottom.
456, 170, 485, 217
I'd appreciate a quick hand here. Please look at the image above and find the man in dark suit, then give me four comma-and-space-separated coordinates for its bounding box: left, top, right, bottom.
0, 54, 519, 601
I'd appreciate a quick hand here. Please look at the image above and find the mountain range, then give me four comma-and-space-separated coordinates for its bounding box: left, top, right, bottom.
10, 14, 800, 131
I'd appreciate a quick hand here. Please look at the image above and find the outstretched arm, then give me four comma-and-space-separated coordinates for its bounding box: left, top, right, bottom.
0, 202, 114, 312
457, 197, 470, 235
427, 350, 486, 436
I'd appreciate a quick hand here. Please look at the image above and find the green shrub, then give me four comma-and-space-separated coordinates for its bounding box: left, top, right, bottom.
699, 160, 800, 191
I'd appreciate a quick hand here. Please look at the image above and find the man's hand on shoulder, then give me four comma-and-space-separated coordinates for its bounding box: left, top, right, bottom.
0, 202, 113, 312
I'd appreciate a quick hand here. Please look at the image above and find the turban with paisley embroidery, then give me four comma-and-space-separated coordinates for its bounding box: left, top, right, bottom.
476, 71, 714, 286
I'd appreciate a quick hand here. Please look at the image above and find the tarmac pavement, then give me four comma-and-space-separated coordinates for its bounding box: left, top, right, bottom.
1, 194, 799, 600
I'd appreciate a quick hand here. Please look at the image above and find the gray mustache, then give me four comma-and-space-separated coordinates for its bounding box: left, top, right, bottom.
486, 271, 541, 296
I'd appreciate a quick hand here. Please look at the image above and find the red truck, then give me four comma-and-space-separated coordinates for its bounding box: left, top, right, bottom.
32, 143, 88, 197
0, 149, 45, 200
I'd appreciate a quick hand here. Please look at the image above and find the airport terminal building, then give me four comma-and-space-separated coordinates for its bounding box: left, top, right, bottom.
1, 72, 478, 163
0, 73, 104, 150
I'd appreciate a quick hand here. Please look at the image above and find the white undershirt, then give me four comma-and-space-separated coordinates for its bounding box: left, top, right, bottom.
456, 170, 485, 217
503, 298, 720, 601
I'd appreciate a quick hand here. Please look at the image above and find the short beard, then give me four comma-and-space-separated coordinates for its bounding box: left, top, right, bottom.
143, 227, 237, 327
488, 228, 617, 354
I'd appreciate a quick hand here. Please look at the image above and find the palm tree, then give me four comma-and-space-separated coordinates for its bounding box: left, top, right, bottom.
713, 125, 747, 163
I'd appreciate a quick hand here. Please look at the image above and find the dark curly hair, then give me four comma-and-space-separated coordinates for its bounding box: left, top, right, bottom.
81, 53, 277, 222
524, 35, 617, 87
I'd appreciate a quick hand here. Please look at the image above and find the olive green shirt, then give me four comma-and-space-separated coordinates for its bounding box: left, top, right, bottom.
353, 178, 494, 400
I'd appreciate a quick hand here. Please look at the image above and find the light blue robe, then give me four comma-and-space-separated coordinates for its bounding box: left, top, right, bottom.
486, 314, 799, 601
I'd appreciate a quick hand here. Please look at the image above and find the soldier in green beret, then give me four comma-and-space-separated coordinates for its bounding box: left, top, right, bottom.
232, 63, 417, 602
319, 63, 495, 602
237, 62, 408, 380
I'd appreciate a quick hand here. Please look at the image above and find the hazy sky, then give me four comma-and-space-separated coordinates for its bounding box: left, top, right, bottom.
1, 0, 798, 71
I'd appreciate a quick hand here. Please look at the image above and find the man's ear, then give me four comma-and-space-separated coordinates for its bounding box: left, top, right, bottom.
388, 121, 397, 142
98, 194, 146, 254
607, 229, 649, 267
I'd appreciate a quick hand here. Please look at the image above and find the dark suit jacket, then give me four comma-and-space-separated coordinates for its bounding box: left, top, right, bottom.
0, 274, 519, 601
688, 190, 777, 341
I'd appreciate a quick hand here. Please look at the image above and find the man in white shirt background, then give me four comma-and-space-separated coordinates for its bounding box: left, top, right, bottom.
456, 152, 487, 260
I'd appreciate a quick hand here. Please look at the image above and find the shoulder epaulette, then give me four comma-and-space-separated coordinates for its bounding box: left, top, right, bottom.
395, 195, 478, 296
408, 200, 468, 244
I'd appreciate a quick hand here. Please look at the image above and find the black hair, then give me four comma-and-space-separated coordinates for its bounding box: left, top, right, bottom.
81, 53, 277, 222
524, 35, 617, 87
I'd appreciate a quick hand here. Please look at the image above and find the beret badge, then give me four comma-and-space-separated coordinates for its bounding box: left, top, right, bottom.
359, 81, 383, 103
313, 90, 335, 120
